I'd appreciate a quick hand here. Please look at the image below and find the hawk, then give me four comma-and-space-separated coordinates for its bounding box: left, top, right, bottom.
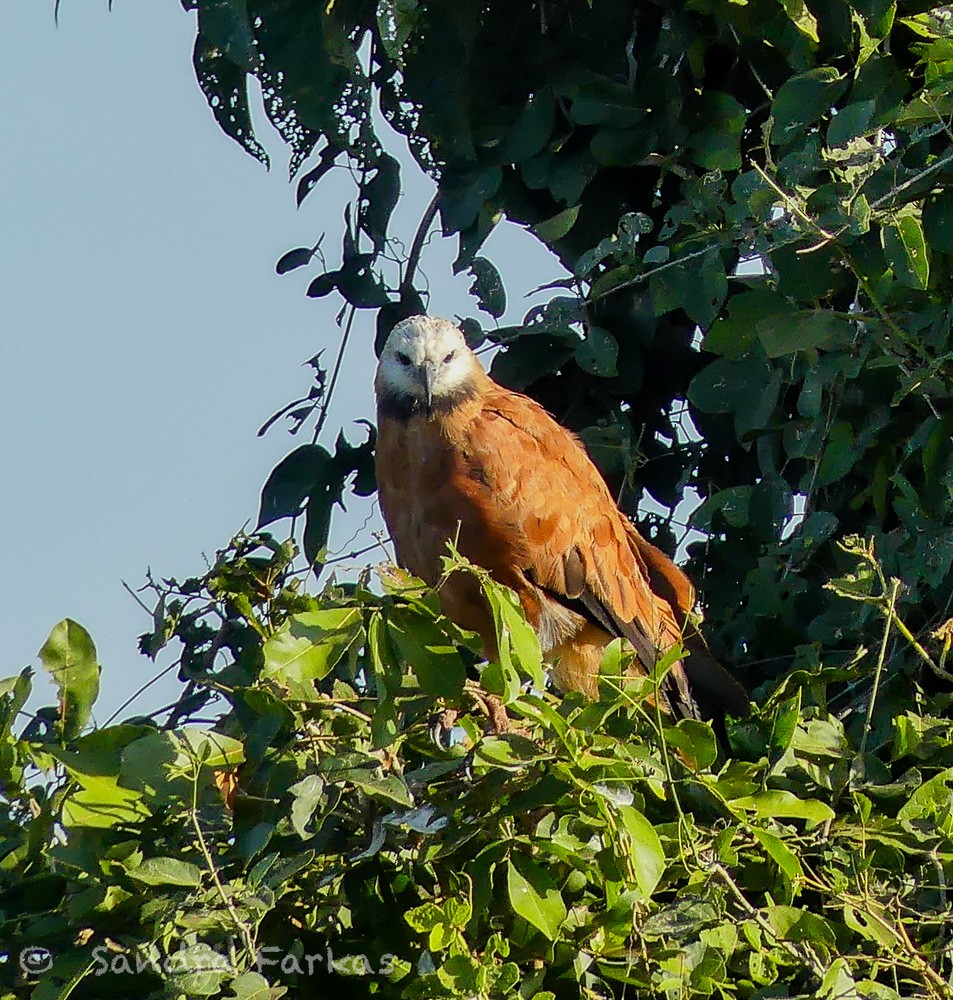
374, 315, 748, 720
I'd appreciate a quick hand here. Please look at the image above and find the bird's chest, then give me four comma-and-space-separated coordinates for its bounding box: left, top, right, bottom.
377, 418, 518, 582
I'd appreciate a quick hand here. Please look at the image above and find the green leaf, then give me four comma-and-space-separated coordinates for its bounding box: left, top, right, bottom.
289, 774, 325, 838
276, 246, 316, 274
842, 904, 900, 950
61, 772, 151, 829
818, 958, 857, 1000
616, 805, 665, 897
257, 445, 332, 527
126, 856, 204, 887
466, 256, 506, 319
506, 855, 566, 940
386, 611, 467, 699
177, 728, 245, 769
593, 262, 641, 300
826, 536, 877, 599
688, 356, 772, 415
193, 33, 268, 167
477, 572, 546, 694
692, 486, 751, 530
575, 325, 618, 376
771, 67, 848, 142
440, 163, 503, 233
120, 728, 245, 801
690, 92, 746, 170
731, 789, 835, 822
665, 719, 718, 770
405, 901, 444, 933
590, 126, 654, 167
882, 214, 929, 289
567, 76, 644, 127
897, 766, 953, 823
617, 212, 653, 249
227, 971, 285, 1000
362, 152, 401, 251
306, 270, 341, 298
376, 0, 421, 62
922, 189, 953, 253
756, 310, 853, 358
262, 609, 362, 700
770, 691, 802, 757
335, 422, 377, 497
346, 768, 415, 807
815, 421, 857, 486
776, 0, 820, 42
499, 90, 555, 163
197, 0, 256, 70
474, 734, 539, 769
303, 463, 349, 572
37, 619, 100, 740
0, 668, 33, 736
532, 204, 580, 243
678, 248, 727, 327
764, 905, 837, 948
753, 828, 804, 882
702, 289, 781, 359
337, 253, 391, 308
827, 100, 876, 145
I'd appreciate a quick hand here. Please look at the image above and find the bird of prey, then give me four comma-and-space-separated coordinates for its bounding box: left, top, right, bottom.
374, 315, 748, 721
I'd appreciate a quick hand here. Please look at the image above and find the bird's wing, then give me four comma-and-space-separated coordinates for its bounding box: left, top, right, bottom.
627, 513, 749, 718
468, 388, 687, 670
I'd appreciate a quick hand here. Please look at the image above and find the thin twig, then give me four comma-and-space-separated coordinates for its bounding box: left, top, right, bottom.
858, 578, 898, 759
712, 863, 827, 980
401, 191, 440, 297
324, 536, 393, 566
102, 662, 180, 728
311, 304, 357, 444
189, 754, 258, 961
891, 611, 953, 681
751, 163, 836, 245
869, 144, 953, 213
121, 579, 154, 616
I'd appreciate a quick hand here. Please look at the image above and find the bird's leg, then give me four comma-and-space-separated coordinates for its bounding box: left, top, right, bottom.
428, 706, 461, 749
463, 680, 510, 735
483, 693, 510, 735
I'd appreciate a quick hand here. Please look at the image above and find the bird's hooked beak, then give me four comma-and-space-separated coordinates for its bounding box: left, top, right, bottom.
420, 361, 437, 413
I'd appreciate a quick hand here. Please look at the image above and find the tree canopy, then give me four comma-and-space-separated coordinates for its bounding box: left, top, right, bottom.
3, 1, 953, 997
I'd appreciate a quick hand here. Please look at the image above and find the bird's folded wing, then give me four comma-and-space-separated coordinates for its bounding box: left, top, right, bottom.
471, 390, 685, 664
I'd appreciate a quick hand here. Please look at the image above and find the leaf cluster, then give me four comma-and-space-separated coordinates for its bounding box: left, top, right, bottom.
2, 538, 953, 998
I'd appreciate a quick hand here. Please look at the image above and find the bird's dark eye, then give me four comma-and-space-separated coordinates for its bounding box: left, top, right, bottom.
443, 351, 456, 363
396, 351, 412, 367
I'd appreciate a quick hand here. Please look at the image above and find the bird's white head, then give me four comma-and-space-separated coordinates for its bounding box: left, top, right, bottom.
375, 315, 483, 419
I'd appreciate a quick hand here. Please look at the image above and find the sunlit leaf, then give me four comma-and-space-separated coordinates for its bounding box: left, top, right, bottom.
506, 855, 566, 940
38, 619, 100, 741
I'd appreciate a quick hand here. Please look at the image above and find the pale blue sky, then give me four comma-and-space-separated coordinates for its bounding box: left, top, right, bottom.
1, 2, 562, 722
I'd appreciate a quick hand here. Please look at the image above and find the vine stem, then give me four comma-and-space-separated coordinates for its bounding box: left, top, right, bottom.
858, 577, 898, 759
751, 162, 836, 245
189, 754, 258, 962
891, 609, 953, 682
401, 191, 439, 297
712, 863, 827, 980
102, 661, 179, 728
312, 303, 357, 444
324, 536, 393, 566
